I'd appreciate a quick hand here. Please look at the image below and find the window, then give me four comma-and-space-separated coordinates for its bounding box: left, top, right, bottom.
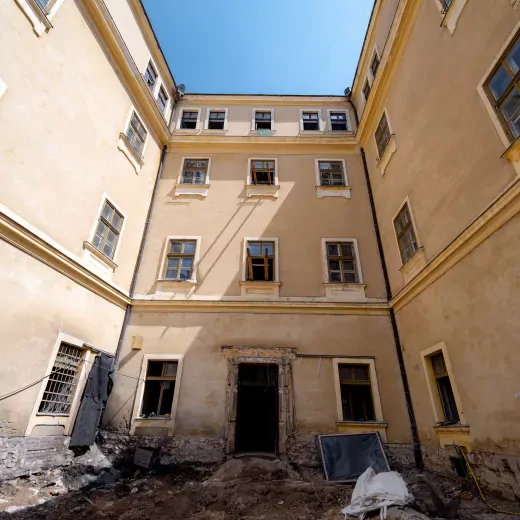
370, 51, 380, 78
140, 361, 178, 417
430, 353, 460, 424
318, 161, 345, 186
144, 61, 157, 92
254, 110, 272, 130
330, 111, 349, 131
485, 32, 520, 141
394, 203, 418, 263
326, 242, 359, 283
208, 111, 226, 130
181, 159, 209, 185
338, 364, 375, 421
439, 0, 453, 13
250, 160, 275, 185
92, 200, 123, 260
375, 113, 391, 158
35, 0, 50, 8
125, 111, 147, 156
164, 240, 196, 280
302, 111, 320, 131
363, 80, 371, 102
38, 343, 83, 415
180, 110, 199, 129
246, 241, 274, 281
157, 86, 168, 115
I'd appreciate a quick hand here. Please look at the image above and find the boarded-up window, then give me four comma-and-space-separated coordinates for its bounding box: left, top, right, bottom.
140, 361, 178, 417
164, 240, 196, 280
326, 242, 358, 283
246, 241, 274, 281
338, 364, 375, 421
393, 204, 418, 263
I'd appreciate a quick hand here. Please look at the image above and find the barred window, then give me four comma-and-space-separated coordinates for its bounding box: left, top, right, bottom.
181, 159, 209, 184
326, 242, 359, 283
125, 111, 147, 155
250, 160, 275, 185
38, 343, 83, 415
140, 361, 178, 417
319, 161, 345, 186
375, 113, 391, 158
208, 111, 226, 130
92, 200, 123, 260
394, 203, 418, 263
302, 112, 320, 131
180, 111, 199, 129
246, 241, 275, 281
338, 364, 375, 421
164, 240, 196, 280
254, 111, 272, 130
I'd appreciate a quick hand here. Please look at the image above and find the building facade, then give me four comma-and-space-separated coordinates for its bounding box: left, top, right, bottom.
1, 0, 519, 499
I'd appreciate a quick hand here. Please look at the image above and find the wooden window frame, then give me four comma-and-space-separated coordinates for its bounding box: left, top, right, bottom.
338, 363, 376, 421
158, 236, 201, 283
250, 159, 276, 186
483, 31, 520, 142
144, 60, 158, 93
325, 241, 360, 284
180, 158, 210, 185
430, 353, 460, 424
318, 160, 346, 187
140, 360, 178, 417
92, 199, 124, 261
363, 80, 371, 102
177, 108, 201, 130
393, 202, 419, 264
321, 238, 363, 284
246, 240, 275, 281
163, 239, 197, 281
375, 112, 391, 159
242, 237, 279, 282
157, 85, 169, 115
247, 158, 278, 186
125, 111, 148, 156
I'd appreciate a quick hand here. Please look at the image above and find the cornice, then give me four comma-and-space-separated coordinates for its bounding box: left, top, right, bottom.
390, 177, 520, 312
78, 0, 171, 145
130, 298, 389, 315
179, 94, 350, 107
0, 209, 130, 310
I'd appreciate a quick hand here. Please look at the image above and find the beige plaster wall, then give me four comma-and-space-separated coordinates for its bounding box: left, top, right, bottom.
0, 0, 162, 290
395, 212, 520, 454
106, 311, 411, 443
361, 0, 518, 295
134, 147, 387, 299
0, 241, 124, 436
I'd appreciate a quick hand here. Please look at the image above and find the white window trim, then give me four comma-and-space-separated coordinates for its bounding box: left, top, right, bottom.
374, 107, 397, 175
368, 45, 381, 83
157, 235, 202, 284
14, 0, 65, 37
246, 158, 280, 198
435, 0, 469, 35
241, 237, 280, 283
24, 333, 92, 436
204, 108, 229, 131
118, 107, 149, 173
176, 107, 202, 131
332, 358, 384, 423
327, 109, 352, 132
174, 157, 212, 197
144, 56, 170, 119
314, 158, 351, 199
131, 354, 185, 436
299, 109, 324, 132
420, 342, 467, 425
251, 108, 275, 131
321, 238, 364, 284
362, 77, 371, 104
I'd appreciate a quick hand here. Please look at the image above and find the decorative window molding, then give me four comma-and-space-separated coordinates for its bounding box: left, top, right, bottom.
321, 238, 366, 300
174, 157, 211, 197
118, 108, 148, 173
246, 158, 280, 198
204, 108, 228, 131
436, 0, 469, 35
131, 354, 185, 436
83, 194, 126, 275
240, 237, 280, 298
299, 109, 324, 133
374, 108, 397, 175
176, 107, 201, 131
251, 108, 275, 134
155, 236, 201, 298
314, 159, 351, 199
327, 109, 352, 132
332, 358, 386, 441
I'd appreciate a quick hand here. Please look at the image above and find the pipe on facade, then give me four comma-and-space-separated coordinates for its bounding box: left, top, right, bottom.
114, 143, 168, 365
346, 95, 423, 469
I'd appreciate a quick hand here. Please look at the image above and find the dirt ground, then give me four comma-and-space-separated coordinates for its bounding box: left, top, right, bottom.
1, 457, 519, 520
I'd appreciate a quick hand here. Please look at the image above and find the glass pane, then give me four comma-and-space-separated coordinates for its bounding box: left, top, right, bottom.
147, 361, 163, 377
437, 376, 459, 423
165, 268, 177, 279
164, 362, 178, 377
181, 257, 193, 268
159, 381, 175, 416
262, 243, 273, 255
343, 260, 355, 271
431, 354, 446, 375
506, 39, 520, 75
338, 364, 352, 380
489, 66, 511, 100
332, 173, 344, 186
330, 272, 342, 282
196, 160, 207, 167
106, 229, 116, 246
194, 171, 206, 184
102, 203, 113, 221
327, 244, 339, 256
500, 88, 520, 119
321, 172, 331, 185
92, 233, 103, 249
340, 243, 353, 256
185, 160, 196, 167
248, 242, 261, 255
319, 162, 330, 170
103, 241, 114, 259
252, 161, 264, 169
329, 260, 340, 270
182, 171, 194, 183
183, 241, 195, 254
354, 365, 370, 381
343, 272, 357, 283
170, 241, 182, 253
167, 258, 179, 270
112, 212, 122, 231
179, 269, 191, 280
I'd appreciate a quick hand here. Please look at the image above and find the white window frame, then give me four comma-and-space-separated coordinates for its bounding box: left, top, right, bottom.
204, 108, 229, 131
144, 57, 160, 97
314, 158, 351, 199
251, 108, 275, 131
118, 107, 149, 173
174, 157, 212, 197
144, 56, 170, 119
131, 353, 185, 436
332, 358, 384, 423
321, 238, 363, 284
299, 109, 323, 132
176, 107, 202, 131
157, 236, 201, 284
241, 237, 280, 283
14, 0, 65, 37
327, 109, 352, 132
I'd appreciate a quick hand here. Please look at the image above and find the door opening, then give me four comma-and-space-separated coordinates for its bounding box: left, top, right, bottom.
235, 363, 279, 454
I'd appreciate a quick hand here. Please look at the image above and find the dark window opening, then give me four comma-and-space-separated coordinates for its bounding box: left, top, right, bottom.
255, 111, 272, 130
250, 160, 275, 185
302, 112, 320, 131
140, 361, 178, 417
431, 353, 460, 424
339, 364, 375, 421
181, 111, 198, 129
370, 52, 380, 78
246, 241, 274, 281
235, 364, 278, 454
375, 113, 391, 158
326, 242, 359, 283
208, 111, 225, 130
330, 112, 348, 131
363, 81, 371, 102
394, 204, 418, 264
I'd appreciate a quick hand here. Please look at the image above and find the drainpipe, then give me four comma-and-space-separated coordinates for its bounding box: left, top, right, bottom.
346, 95, 423, 469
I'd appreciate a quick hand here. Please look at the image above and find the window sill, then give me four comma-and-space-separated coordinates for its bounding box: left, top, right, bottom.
118, 133, 144, 173
315, 185, 351, 199
155, 279, 197, 298
248, 130, 276, 136
240, 281, 281, 298
135, 416, 172, 421
440, 0, 468, 35
324, 283, 366, 301
336, 421, 388, 442
83, 241, 117, 273
174, 184, 210, 197
15, 0, 52, 37
399, 246, 426, 285
325, 130, 354, 137
377, 134, 397, 175
201, 129, 228, 134
246, 184, 280, 198
433, 424, 472, 451
298, 130, 325, 136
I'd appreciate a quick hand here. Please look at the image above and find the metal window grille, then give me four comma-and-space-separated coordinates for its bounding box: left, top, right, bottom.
375, 113, 391, 159
319, 161, 345, 187
38, 343, 83, 415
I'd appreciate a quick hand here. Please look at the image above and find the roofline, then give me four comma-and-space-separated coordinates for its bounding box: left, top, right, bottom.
183, 93, 347, 98
351, 0, 378, 92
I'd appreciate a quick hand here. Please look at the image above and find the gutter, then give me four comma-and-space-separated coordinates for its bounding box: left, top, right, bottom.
347, 95, 423, 469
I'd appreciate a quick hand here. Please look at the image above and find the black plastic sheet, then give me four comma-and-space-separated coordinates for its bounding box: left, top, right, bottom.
316, 432, 390, 482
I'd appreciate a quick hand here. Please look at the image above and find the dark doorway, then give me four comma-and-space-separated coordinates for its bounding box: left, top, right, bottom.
235, 364, 279, 454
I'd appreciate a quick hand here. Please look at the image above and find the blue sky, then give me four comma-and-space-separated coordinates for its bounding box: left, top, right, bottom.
142, 0, 374, 95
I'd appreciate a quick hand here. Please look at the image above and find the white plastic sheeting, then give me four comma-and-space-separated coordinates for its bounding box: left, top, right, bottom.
341, 467, 414, 519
